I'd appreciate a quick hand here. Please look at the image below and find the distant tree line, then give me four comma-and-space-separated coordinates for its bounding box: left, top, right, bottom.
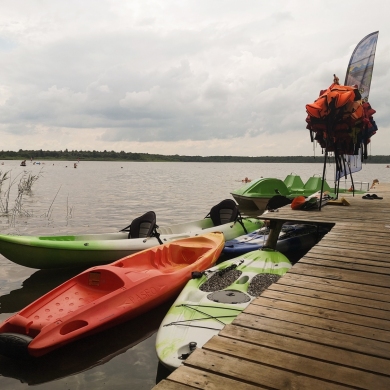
0, 149, 389, 163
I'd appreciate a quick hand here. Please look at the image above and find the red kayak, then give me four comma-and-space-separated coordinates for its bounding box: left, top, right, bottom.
0, 232, 224, 357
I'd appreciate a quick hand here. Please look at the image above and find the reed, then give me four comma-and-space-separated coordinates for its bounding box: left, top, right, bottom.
0, 170, 9, 194
0, 169, 42, 217
40, 185, 62, 220
1, 168, 74, 227
66, 194, 74, 221
19, 171, 42, 192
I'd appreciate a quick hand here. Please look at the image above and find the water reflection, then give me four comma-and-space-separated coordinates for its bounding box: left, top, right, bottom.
0, 299, 173, 386
155, 362, 172, 385
0, 161, 388, 389
0, 268, 85, 314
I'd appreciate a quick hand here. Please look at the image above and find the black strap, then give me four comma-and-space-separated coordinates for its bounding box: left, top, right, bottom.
120, 224, 131, 232
151, 225, 163, 245
235, 210, 248, 234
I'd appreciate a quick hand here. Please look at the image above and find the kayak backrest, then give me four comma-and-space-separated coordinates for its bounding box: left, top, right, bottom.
232, 178, 289, 196
284, 174, 304, 192
303, 176, 332, 194
208, 199, 239, 226
121, 211, 158, 239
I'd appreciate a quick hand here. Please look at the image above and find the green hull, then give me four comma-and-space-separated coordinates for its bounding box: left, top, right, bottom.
156, 249, 291, 370
231, 174, 364, 211
0, 218, 263, 269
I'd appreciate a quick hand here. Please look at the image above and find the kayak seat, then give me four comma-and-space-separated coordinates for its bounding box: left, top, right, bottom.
208, 199, 239, 226
129, 211, 156, 238
121, 211, 162, 243
151, 245, 181, 271
303, 176, 332, 195
283, 174, 305, 192
151, 245, 172, 270
151, 242, 214, 271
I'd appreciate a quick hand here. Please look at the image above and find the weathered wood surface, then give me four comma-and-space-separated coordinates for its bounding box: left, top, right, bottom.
154, 183, 390, 390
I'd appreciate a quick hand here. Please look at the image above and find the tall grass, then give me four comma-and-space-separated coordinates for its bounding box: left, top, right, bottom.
40, 185, 61, 219
0, 169, 43, 222
1, 168, 73, 227
0, 170, 9, 194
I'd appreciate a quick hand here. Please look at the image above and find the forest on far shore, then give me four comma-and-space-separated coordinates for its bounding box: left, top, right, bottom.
1, 149, 390, 163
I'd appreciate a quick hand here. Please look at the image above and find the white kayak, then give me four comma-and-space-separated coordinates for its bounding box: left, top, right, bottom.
0, 199, 263, 269
155, 249, 291, 370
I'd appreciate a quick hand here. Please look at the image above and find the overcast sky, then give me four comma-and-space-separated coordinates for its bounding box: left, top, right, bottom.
0, 0, 389, 156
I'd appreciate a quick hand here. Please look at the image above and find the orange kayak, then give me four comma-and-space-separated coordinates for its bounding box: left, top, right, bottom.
0, 232, 224, 358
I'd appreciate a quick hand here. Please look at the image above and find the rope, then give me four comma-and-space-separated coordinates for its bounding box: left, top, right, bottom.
164, 303, 243, 327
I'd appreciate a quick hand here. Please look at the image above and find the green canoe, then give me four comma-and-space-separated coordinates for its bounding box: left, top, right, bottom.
0, 210, 263, 269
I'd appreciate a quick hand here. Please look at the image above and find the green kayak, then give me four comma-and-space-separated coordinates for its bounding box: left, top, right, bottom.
156, 248, 291, 370
0, 200, 263, 269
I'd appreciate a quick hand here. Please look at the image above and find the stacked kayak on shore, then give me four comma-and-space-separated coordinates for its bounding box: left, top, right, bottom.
0, 199, 263, 269
0, 232, 225, 358
155, 248, 291, 370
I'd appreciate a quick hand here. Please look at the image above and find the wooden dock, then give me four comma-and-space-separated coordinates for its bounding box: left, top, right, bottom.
153, 183, 390, 390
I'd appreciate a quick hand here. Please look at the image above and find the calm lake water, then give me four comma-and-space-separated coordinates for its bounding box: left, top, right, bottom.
0, 159, 389, 389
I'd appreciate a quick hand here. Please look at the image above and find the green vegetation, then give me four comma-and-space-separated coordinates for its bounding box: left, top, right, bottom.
0, 149, 389, 163
0, 169, 42, 223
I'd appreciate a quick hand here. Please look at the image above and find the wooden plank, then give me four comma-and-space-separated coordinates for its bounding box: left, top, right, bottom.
185, 349, 351, 390
306, 246, 390, 266
264, 208, 390, 218
203, 335, 390, 389
245, 302, 390, 342
278, 272, 390, 301
324, 230, 390, 239
166, 365, 265, 390
288, 262, 390, 288
332, 221, 390, 229
261, 209, 390, 224
320, 235, 390, 248
340, 207, 386, 216
153, 379, 198, 390
279, 216, 369, 224
156, 182, 390, 390
328, 222, 390, 233
314, 240, 390, 254
268, 282, 390, 311
320, 231, 390, 243
298, 257, 390, 275
219, 324, 390, 376
259, 289, 390, 321
252, 295, 390, 331
315, 213, 390, 221
326, 231, 390, 239
303, 251, 390, 271
233, 312, 390, 359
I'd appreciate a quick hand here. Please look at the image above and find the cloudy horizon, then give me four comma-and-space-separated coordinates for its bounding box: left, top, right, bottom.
1, 1, 389, 157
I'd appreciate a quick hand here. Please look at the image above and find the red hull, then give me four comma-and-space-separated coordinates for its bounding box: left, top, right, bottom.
0, 232, 224, 357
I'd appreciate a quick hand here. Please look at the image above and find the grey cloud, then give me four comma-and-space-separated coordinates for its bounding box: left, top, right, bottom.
0, 0, 389, 155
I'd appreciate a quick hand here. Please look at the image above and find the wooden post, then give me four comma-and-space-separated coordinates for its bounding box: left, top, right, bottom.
264, 220, 285, 250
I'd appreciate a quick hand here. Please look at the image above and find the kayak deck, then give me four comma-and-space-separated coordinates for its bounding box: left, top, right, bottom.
0, 217, 261, 269
0, 233, 225, 357
156, 249, 292, 370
